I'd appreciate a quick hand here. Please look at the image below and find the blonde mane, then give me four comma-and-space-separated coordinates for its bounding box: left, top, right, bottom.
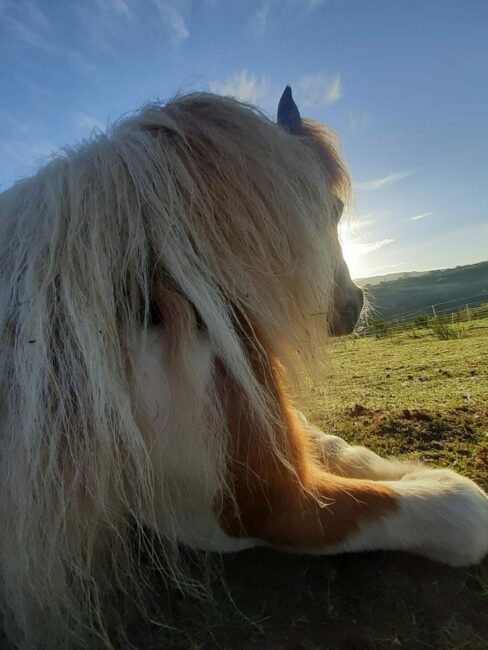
0, 93, 349, 648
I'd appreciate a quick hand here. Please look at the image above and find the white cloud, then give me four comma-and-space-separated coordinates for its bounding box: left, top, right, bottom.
357, 238, 395, 254
355, 215, 376, 229
341, 215, 377, 240
339, 228, 395, 279
209, 70, 269, 104
297, 73, 342, 107
74, 112, 105, 132
409, 211, 433, 221
354, 171, 411, 192
339, 226, 394, 256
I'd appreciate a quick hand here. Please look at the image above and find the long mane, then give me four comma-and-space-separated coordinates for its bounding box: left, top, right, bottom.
0, 93, 349, 647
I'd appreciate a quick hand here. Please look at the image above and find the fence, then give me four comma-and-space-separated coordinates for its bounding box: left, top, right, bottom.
359, 295, 488, 338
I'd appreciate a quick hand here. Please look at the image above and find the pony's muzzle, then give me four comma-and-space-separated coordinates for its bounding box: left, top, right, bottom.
331, 286, 364, 336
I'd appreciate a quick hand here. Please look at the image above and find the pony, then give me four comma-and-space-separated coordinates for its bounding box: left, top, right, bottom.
0, 86, 487, 649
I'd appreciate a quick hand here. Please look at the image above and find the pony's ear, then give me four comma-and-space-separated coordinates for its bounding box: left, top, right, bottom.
277, 86, 302, 133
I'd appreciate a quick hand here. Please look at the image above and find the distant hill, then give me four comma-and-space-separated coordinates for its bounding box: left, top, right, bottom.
357, 261, 488, 321
356, 270, 425, 287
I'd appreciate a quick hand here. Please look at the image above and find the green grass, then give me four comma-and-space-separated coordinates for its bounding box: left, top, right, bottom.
300, 318, 488, 489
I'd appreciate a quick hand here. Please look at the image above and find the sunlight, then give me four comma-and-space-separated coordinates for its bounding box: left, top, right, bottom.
339, 234, 363, 279
338, 223, 367, 279
338, 222, 395, 280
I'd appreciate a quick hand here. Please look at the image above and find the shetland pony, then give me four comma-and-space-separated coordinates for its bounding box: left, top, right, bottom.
0, 87, 487, 649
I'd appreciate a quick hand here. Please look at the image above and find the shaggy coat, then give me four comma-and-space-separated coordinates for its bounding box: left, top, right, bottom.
0, 90, 487, 649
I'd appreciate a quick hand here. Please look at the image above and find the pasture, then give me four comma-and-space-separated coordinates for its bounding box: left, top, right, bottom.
140, 317, 488, 650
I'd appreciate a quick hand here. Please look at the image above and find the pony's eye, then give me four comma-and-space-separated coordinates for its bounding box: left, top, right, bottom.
149, 301, 163, 325
332, 197, 344, 225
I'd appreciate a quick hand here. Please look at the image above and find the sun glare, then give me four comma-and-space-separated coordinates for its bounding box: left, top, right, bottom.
338, 218, 397, 280
338, 223, 365, 280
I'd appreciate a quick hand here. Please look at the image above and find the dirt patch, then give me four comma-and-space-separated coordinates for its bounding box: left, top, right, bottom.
402, 409, 433, 422
328, 406, 488, 490
347, 403, 369, 417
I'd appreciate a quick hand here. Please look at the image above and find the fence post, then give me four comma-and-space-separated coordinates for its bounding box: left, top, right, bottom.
432, 305, 437, 318
466, 304, 470, 321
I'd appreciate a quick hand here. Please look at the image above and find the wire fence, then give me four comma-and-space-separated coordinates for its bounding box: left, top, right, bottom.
358, 296, 488, 338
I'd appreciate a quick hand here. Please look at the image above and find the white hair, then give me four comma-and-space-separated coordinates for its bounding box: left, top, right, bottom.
0, 93, 349, 648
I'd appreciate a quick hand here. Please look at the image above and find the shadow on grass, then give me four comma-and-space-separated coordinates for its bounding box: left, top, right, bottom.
129, 549, 488, 650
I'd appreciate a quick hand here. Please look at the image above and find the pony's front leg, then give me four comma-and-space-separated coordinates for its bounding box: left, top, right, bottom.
340, 469, 488, 566
220, 463, 488, 567
295, 410, 419, 480
218, 364, 488, 565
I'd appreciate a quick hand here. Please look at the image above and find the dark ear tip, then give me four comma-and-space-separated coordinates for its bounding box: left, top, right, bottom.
279, 85, 293, 104
277, 85, 301, 132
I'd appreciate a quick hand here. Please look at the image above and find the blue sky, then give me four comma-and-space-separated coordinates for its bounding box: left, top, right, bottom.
1, 0, 487, 278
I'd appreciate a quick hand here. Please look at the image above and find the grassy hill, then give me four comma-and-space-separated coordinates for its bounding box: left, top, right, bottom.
355, 270, 425, 286
357, 261, 488, 321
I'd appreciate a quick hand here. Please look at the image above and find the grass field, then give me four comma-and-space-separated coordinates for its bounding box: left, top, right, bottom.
141, 318, 488, 650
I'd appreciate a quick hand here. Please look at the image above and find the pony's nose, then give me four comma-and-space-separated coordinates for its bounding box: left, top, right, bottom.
342, 291, 364, 323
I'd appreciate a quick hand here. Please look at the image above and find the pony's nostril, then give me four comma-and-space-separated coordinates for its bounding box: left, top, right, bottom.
342, 298, 362, 322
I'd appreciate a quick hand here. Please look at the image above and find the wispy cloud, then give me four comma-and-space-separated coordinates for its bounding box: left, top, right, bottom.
1, 0, 94, 74
293, 0, 327, 12
251, 0, 325, 34
297, 73, 342, 107
340, 222, 394, 256
2, 139, 58, 168
355, 215, 377, 229
1, 0, 50, 49
209, 70, 269, 104
340, 229, 395, 278
251, 0, 270, 35
409, 211, 433, 221
73, 0, 127, 53
153, 0, 190, 43
112, 0, 130, 16
74, 111, 105, 133
0, 109, 34, 135
354, 171, 411, 192
348, 110, 370, 131
355, 238, 395, 254
73, 0, 189, 53
341, 215, 377, 240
